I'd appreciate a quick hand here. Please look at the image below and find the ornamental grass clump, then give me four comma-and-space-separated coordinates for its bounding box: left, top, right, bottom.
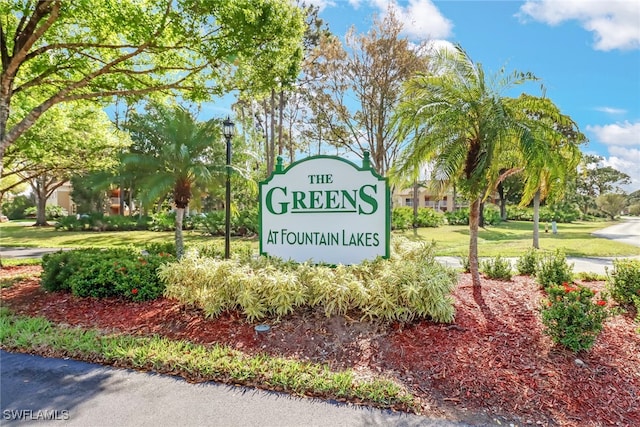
159, 238, 457, 323
540, 282, 609, 352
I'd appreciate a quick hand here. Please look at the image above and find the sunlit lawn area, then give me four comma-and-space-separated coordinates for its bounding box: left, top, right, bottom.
394, 220, 640, 257
1, 218, 639, 258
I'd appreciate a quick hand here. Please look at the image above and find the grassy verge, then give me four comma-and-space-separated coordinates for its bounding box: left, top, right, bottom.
0, 308, 418, 413
395, 220, 640, 257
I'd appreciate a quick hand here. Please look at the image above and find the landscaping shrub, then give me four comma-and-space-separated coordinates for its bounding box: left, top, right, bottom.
516, 248, 539, 276
391, 206, 413, 230
506, 204, 579, 223
55, 213, 149, 231
41, 248, 174, 300
482, 204, 502, 226
481, 256, 512, 280
1, 195, 35, 220
606, 259, 640, 305
160, 238, 457, 323
541, 282, 609, 352
536, 250, 573, 289
24, 205, 67, 220
392, 207, 444, 230
444, 208, 469, 225
197, 210, 258, 236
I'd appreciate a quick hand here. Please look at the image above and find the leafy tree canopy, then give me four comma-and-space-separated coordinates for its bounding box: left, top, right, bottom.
0, 0, 305, 160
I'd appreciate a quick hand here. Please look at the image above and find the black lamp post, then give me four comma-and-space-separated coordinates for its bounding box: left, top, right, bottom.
222, 116, 235, 259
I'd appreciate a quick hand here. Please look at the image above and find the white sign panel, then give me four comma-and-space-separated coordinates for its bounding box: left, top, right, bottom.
259, 154, 390, 265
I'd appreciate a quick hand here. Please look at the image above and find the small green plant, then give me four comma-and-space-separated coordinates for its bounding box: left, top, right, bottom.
576, 271, 606, 282
536, 250, 573, 289
481, 256, 513, 280
41, 248, 173, 300
459, 256, 470, 273
541, 282, 609, 352
606, 259, 640, 305
516, 248, 539, 276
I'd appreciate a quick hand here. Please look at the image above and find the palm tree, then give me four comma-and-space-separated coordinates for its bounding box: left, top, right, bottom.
123, 103, 225, 258
390, 45, 540, 287
507, 95, 585, 248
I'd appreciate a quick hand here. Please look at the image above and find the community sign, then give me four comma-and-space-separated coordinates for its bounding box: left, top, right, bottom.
259, 153, 390, 265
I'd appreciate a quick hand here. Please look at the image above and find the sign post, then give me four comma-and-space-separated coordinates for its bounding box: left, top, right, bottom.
259, 152, 390, 265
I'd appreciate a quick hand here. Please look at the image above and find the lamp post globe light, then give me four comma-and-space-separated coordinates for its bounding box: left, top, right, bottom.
222, 117, 235, 259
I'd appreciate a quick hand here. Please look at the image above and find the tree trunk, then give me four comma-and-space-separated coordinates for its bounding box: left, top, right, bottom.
412, 181, 419, 227
532, 189, 541, 249
498, 181, 507, 220
469, 197, 482, 287
175, 207, 185, 259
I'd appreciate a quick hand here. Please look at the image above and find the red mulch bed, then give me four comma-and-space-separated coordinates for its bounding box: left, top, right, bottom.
1, 265, 639, 426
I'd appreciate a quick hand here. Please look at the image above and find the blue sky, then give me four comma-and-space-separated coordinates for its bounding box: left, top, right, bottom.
307, 0, 640, 192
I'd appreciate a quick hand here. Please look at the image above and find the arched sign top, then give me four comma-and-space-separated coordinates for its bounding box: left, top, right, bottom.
264, 151, 384, 182
259, 152, 390, 265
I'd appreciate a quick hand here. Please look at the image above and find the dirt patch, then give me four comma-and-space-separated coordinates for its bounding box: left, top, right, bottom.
1, 266, 639, 426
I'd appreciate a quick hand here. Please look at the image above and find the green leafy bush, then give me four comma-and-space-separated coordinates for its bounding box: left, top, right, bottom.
391, 206, 413, 230
160, 238, 457, 323
1, 195, 36, 220
536, 250, 574, 289
516, 248, 539, 276
392, 207, 444, 230
55, 213, 149, 231
606, 259, 640, 305
481, 256, 513, 280
506, 204, 579, 223
444, 208, 469, 225
24, 205, 67, 220
41, 248, 173, 300
541, 282, 609, 352
483, 206, 500, 226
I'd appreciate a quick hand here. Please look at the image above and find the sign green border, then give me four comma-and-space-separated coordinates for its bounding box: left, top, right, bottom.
258, 152, 390, 263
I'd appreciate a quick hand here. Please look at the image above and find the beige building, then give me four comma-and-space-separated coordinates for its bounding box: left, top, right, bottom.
392, 186, 458, 211
47, 182, 76, 215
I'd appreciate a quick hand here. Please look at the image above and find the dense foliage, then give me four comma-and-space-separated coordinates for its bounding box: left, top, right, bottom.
540, 283, 609, 352
391, 206, 444, 230
606, 259, 640, 305
160, 238, 457, 323
41, 248, 174, 301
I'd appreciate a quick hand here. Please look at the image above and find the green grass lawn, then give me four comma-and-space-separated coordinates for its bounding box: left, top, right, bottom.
2, 218, 639, 258
395, 220, 640, 257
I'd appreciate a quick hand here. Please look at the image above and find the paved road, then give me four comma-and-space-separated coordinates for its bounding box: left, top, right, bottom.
592, 216, 640, 248
0, 351, 472, 427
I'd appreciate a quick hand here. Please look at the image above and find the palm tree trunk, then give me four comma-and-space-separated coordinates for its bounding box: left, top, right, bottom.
412, 181, 418, 227
175, 207, 185, 259
532, 190, 540, 249
469, 197, 482, 287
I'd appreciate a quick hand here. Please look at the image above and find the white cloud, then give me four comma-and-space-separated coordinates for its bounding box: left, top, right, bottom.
601, 148, 640, 192
586, 121, 640, 146
306, 0, 336, 12
368, 0, 453, 39
518, 0, 640, 51
594, 106, 627, 115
